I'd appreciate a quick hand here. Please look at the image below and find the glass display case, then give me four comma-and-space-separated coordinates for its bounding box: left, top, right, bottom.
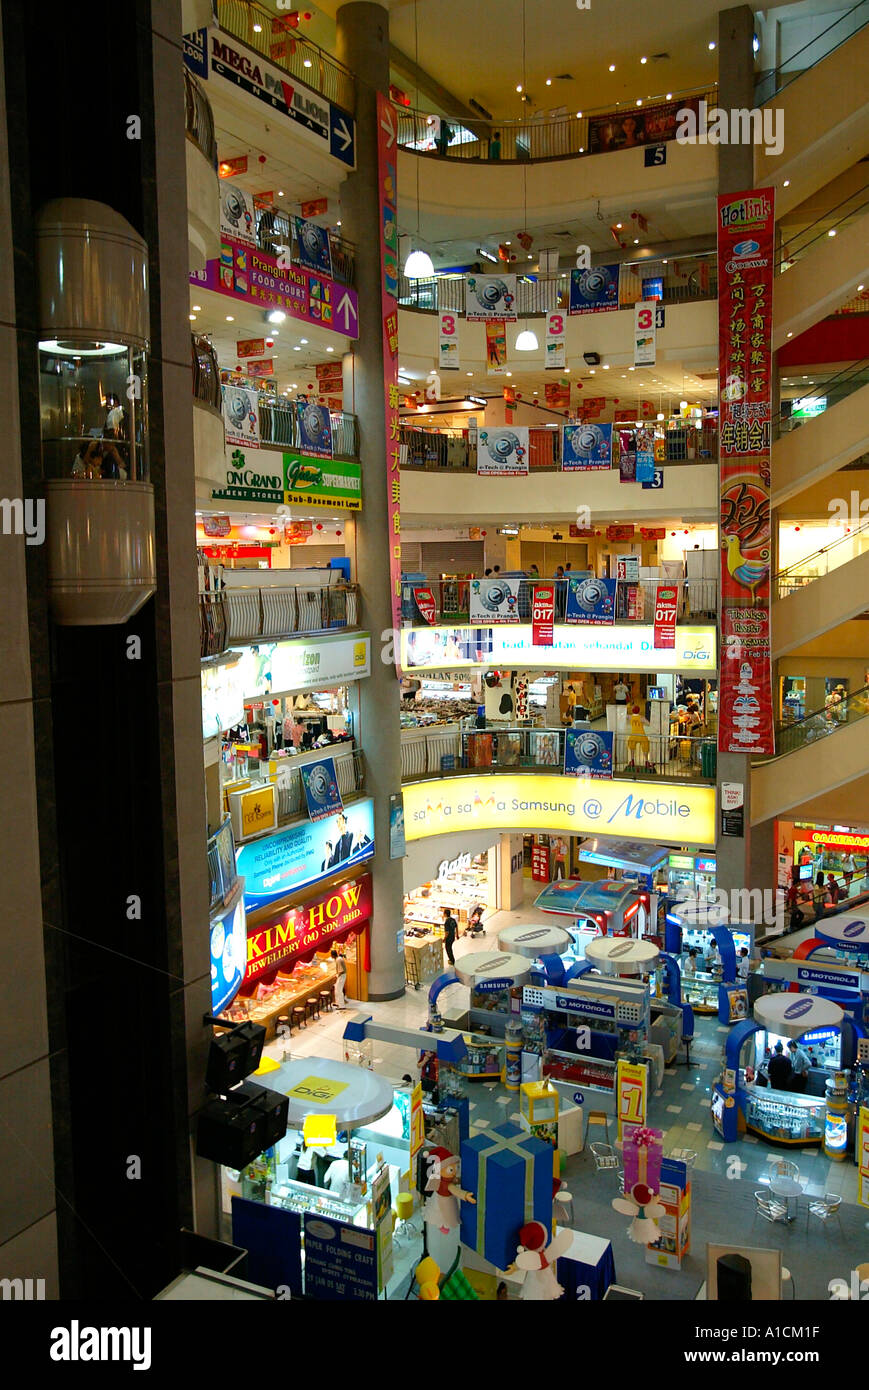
271, 1177, 364, 1224
543, 1047, 616, 1092
745, 1087, 825, 1144
39, 340, 148, 481
682, 970, 720, 1014
456, 1032, 505, 1079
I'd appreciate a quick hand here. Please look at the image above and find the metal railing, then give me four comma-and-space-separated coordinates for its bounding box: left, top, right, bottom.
769, 683, 869, 757
394, 86, 717, 163
775, 360, 869, 438
400, 576, 718, 627
400, 724, 716, 784
259, 401, 358, 458
399, 421, 717, 473
775, 515, 869, 598
192, 333, 222, 410
199, 582, 361, 657
755, 0, 869, 106
184, 65, 218, 169
215, 0, 355, 111
255, 205, 356, 287
234, 746, 365, 828
777, 184, 869, 273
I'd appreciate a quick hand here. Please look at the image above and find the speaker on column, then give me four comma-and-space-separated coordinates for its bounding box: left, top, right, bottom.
717, 1253, 752, 1301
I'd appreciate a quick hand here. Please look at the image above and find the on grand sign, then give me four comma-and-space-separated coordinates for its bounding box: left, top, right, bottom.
245, 873, 372, 981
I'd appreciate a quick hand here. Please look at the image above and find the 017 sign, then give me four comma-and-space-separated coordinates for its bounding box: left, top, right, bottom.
532, 583, 555, 646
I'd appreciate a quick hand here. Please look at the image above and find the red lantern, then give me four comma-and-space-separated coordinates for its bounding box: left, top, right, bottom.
316, 523, 323, 530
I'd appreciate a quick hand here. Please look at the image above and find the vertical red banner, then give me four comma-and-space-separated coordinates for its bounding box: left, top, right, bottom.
653, 583, 677, 649
717, 187, 775, 756
532, 583, 555, 646
376, 92, 402, 673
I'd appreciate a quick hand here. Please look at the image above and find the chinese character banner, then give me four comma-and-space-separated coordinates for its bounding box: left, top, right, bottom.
377, 93, 403, 673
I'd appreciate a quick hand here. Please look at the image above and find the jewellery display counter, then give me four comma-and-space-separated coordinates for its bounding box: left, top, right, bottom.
219, 958, 337, 1038
745, 1086, 825, 1145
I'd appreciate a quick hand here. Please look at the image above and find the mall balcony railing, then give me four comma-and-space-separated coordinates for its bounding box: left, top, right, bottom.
755, 0, 869, 105
775, 515, 869, 599
400, 419, 717, 473
207, 817, 238, 913
214, 0, 355, 111
198, 581, 361, 658
192, 333, 222, 410
184, 65, 218, 169
259, 399, 359, 458
255, 205, 356, 287
776, 183, 869, 275
771, 683, 869, 756
399, 724, 716, 785
273, 746, 365, 826
400, 575, 718, 627
774, 359, 869, 439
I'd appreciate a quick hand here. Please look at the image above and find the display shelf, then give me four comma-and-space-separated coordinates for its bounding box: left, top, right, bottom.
682, 972, 719, 1014
745, 1088, 825, 1144
457, 1034, 505, 1079
543, 1047, 616, 1092
220, 963, 337, 1037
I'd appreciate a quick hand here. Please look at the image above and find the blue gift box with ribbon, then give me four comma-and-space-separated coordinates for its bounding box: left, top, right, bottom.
460, 1122, 553, 1270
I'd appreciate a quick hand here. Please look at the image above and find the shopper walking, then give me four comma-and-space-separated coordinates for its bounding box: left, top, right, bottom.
787, 1040, 811, 1093
442, 907, 459, 965
813, 871, 828, 917
842, 853, 856, 892
767, 1041, 793, 1091
826, 872, 841, 907
613, 677, 630, 707
331, 949, 348, 1009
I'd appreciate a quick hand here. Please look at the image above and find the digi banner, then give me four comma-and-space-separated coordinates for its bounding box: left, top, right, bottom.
569, 264, 620, 315
376, 92, 403, 672
469, 577, 522, 624
477, 426, 529, 475
563, 422, 612, 470
465, 273, 517, 321
654, 583, 678, 649
717, 187, 775, 755
545, 311, 566, 369
438, 310, 460, 369
564, 727, 614, 779
300, 757, 344, 823
532, 583, 555, 645
293, 217, 333, 275
565, 576, 617, 625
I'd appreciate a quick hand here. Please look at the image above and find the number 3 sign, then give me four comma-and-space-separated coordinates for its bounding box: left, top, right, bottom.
633, 300, 657, 367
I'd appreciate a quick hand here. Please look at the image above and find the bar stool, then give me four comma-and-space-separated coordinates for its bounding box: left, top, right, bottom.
305, 995, 320, 1023
319, 988, 334, 1013
292, 1005, 307, 1031
586, 1110, 611, 1146
276, 1014, 291, 1039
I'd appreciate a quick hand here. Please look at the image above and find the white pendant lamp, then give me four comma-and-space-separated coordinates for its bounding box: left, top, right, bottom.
404, 246, 435, 278
515, 328, 539, 350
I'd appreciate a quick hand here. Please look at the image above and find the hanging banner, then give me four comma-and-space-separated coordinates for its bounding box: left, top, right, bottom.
636, 424, 656, 481
193, 238, 359, 337
413, 586, 438, 624
237, 338, 265, 359
616, 1060, 648, 1141
438, 311, 460, 369
469, 577, 523, 623
858, 1105, 869, 1208
565, 576, 617, 625
531, 583, 555, 645
544, 382, 571, 408
545, 311, 566, 369
564, 728, 614, 779
485, 319, 507, 373
296, 402, 334, 458
477, 426, 529, 476
293, 217, 333, 275
618, 428, 637, 483
634, 301, 657, 366
569, 264, 620, 315
465, 273, 517, 321
563, 422, 612, 470
654, 583, 678, 649
717, 186, 775, 756
284, 521, 313, 544
244, 358, 275, 379
588, 97, 700, 154
300, 757, 344, 823
376, 92, 403, 673
219, 182, 256, 246
222, 384, 260, 448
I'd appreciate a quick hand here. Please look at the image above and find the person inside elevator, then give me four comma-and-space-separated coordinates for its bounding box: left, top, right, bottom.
442, 906, 458, 965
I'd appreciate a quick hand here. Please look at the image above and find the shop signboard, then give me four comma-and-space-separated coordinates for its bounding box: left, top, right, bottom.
282, 453, 361, 511
805, 829, 869, 852
210, 891, 247, 1015
531, 584, 555, 646
653, 583, 678, 649
400, 623, 716, 674
269, 631, 371, 694
565, 576, 617, 625
588, 97, 700, 153
476, 427, 529, 476
232, 783, 278, 841
191, 236, 359, 338
718, 186, 775, 756
376, 93, 402, 672
293, 217, 333, 275
545, 312, 566, 369
413, 587, 438, 625
402, 775, 716, 847
219, 182, 256, 247
303, 1215, 378, 1300
237, 799, 375, 912
244, 873, 373, 981
300, 756, 344, 822
212, 448, 283, 504
564, 728, 614, 779
634, 301, 656, 366
469, 576, 522, 624
569, 264, 620, 314
616, 1060, 648, 1141
465, 273, 517, 321
222, 384, 260, 449
562, 422, 612, 470
438, 311, 459, 369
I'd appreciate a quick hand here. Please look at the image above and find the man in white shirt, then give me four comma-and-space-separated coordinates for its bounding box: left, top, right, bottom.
737, 948, 751, 982
788, 1040, 811, 1092
613, 678, 630, 705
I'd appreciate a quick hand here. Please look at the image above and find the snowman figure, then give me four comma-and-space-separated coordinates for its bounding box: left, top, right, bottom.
423, 1148, 475, 1235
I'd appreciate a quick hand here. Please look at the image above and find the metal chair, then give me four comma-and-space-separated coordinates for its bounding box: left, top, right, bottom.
586, 1110, 611, 1145
754, 1190, 789, 1224
806, 1192, 843, 1232
668, 1148, 698, 1168
589, 1142, 620, 1172
768, 1157, 799, 1181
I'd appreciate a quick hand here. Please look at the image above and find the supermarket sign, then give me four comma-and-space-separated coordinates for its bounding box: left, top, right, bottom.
245, 873, 372, 981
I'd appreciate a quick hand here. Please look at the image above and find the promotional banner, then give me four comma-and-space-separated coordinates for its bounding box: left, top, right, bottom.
717, 186, 775, 755
236, 797, 375, 912
465, 273, 517, 321
588, 97, 700, 153
634, 301, 657, 366
569, 264, 620, 315
245, 358, 275, 379
622, 1124, 663, 1195
654, 583, 678, 649
303, 1215, 378, 1301
544, 311, 566, 369
438, 310, 460, 369
210, 893, 247, 1015
544, 382, 571, 408
237, 337, 265, 358
485, 318, 507, 373
293, 217, 333, 275
618, 428, 637, 483
389, 793, 406, 859
376, 93, 403, 671
296, 401, 334, 457
222, 384, 260, 448
616, 1060, 649, 1141
636, 425, 656, 481
532, 583, 555, 646
566, 576, 617, 624
284, 521, 313, 544
477, 426, 529, 476
564, 727, 614, 779
300, 756, 344, 822
401, 623, 715, 673
316, 360, 344, 391
563, 422, 612, 470
191, 236, 359, 337
469, 576, 523, 623
245, 875, 372, 983
219, 182, 256, 246
283, 454, 361, 510
858, 1105, 869, 1209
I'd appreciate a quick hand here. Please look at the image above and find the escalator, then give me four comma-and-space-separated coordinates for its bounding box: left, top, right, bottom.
772, 362, 869, 507
772, 514, 869, 656
751, 684, 869, 824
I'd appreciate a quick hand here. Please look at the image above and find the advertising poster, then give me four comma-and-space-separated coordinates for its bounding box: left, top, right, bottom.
438, 310, 460, 369
532, 583, 555, 645
244, 358, 275, 379
283, 454, 361, 511
465, 273, 517, 321
222, 384, 260, 448
618, 428, 637, 482
564, 727, 614, 779
616, 556, 640, 582
588, 97, 700, 153
389, 793, 406, 859
563, 422, 612, 469
566, 576, 617, 624
303, 1215, 378, 1301
544, 382, 571, 408
293, 217, 333, 275
210, 893, 246, 1015
244, 875, 372, 983
545, 311, 566, 369
634, 301, 657, 366
616, 1060, 648, 1141
296, 401, 334, 457
376, 93, 403, 671
717, 186, 775, 755
477, 426, 529, 476
236, 797, 375, 911
237, 338, 265, 358
858, 1105, 869, 1209
413, 586, 438, 624
192, 237, 358, 337
219, 182, 256, 246
485, 318, 507, 373
300, 757, 344, 823
469, 576, 522, 623
569, 264, 620, 314
530, 731, 561, 767
654, 583, 678, 649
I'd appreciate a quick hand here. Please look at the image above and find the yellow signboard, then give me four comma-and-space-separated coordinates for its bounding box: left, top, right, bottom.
303, 1113, 337, 1147
409, 1082, 425, 1161
616, 1059, 648, 1142
400, 624, 716, 674
287, 1074, 349, 1106
402, 774, 716, 848
238, 783, 277, 838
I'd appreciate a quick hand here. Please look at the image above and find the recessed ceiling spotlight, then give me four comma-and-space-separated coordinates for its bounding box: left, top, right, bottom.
640, 56, 647, 64
546, 78, 552, 85
225, 315, 234, 322
666, 92, 672, 100
516, 84, 523, 93
278, 190, 284, 197
326, 345, 334, 352
189, 313, 196, 321
783, 180, 790, 188
506, 370, 513, 376
293, 345, 301, 350
576, 110, 583, 118
608, 64, 616, 72
636, 99, 642, 107
708, 41, 716, 50
192, 304, 201, 311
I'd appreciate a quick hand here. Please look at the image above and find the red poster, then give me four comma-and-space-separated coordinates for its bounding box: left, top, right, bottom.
245, 359, 275, 378
531, 844, 550, 882
532, 583, 555, 646
544, 383, 570, 408
654, 583, 678, 649
717, 187, 775, 755
413, 586, 438, 624
245, 874, 373, 982
377, 92, 403, 672
202, 515, 231, 538
607, 524, 634, 541
237, 338, 265, 358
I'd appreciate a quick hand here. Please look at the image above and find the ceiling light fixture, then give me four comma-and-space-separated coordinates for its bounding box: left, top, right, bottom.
640, 56, 647, 64
708, 41, 716, 50
267, 309, 286, 324
515, 329, 539, 350
192, 304, 201, 311
403, 2, 435, 280
326, 345, 334, 352
225, 315, 234, 322
516, 84, 523, 93
783, 180, 790, 188
609, 64, 616, 71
